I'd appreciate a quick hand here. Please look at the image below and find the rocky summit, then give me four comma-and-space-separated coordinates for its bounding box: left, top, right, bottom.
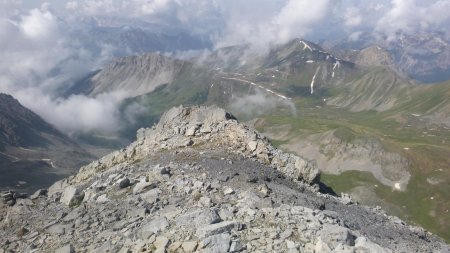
1, 106, 449, 253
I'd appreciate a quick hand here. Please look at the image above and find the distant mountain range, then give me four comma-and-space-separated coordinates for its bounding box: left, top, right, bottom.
67, 38, 449, 122
325, 31, 450, 83
68, 15, 211, 62
74, 26, 210, 56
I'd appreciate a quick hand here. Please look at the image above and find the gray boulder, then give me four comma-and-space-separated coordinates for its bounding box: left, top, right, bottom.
60, 186, 84, 207
55, 244, 75, 253
30, 189, 47, 200
199, 233, 231, 253
176, 208, 221, 227
118, 178, 130, 189
140, 217, 170, 239
196, 221, 237, 238
320, 224, 355, 249
133, 181, 156, 194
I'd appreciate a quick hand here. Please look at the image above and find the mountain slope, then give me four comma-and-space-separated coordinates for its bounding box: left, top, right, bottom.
326, 66, 415, 112
67, 40, 415, 117
68, 54, 189, 98
64, 40, 433, 140
0, 93, 94, 192
334, 45, 394, 67
326, 31, 450, 83
1, 106, 448, 252
0, 93, 68, 148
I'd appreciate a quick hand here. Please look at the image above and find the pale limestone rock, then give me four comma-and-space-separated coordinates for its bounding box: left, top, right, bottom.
60, 186, 84, 207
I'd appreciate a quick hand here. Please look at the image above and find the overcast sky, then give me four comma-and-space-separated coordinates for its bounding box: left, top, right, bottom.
1, 0, 450, 134
9, 0, 450, 45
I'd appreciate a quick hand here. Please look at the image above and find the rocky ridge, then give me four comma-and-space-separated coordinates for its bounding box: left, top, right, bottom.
1, 105, 449, 253
338, 46, 394, 67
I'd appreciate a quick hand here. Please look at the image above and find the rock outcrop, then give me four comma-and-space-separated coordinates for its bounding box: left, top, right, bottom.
0, 106, 449, 253
73, 105, 320, 185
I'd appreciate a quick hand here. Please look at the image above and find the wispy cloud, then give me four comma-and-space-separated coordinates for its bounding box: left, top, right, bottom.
376, 0, 450, 38
1, 0, 449, 135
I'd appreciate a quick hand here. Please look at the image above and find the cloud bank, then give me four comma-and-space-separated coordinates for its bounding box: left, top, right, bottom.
1, 0, 450, 135
59, 0, 450, 46
0, 3, 120, 134
376, 0, 450, 38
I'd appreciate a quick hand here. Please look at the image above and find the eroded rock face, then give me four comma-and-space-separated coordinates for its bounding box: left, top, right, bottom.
0, 106, 449, 253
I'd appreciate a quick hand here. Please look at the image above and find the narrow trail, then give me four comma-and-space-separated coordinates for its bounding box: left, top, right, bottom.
221, 77, 291, 100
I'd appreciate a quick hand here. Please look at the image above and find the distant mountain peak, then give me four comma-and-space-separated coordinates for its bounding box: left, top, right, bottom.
69, 53, 188, 98
352, 45, 394, 67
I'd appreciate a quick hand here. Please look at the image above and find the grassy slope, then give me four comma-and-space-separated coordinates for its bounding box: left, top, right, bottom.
256, 93, 450, 242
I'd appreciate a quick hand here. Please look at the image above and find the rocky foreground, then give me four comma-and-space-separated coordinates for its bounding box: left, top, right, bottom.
1, 106, 449, 253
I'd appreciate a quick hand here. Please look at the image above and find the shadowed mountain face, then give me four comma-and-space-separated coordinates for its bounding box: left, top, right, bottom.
0, 93, 68, 149
0, 93, 95, 193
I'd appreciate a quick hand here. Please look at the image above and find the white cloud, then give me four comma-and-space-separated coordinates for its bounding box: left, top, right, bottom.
0, 3, 121, 134
10, 88, 126, 134
66, 0, 119, 15
2, 0, 450, 135
215, 0, 331, 49
376, 0, 450, 37
344, 7, 362, 27
20, 6, 59, 39
348, 31, 363, 41
59, 0, 450, 47
138, 0, 171, 15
